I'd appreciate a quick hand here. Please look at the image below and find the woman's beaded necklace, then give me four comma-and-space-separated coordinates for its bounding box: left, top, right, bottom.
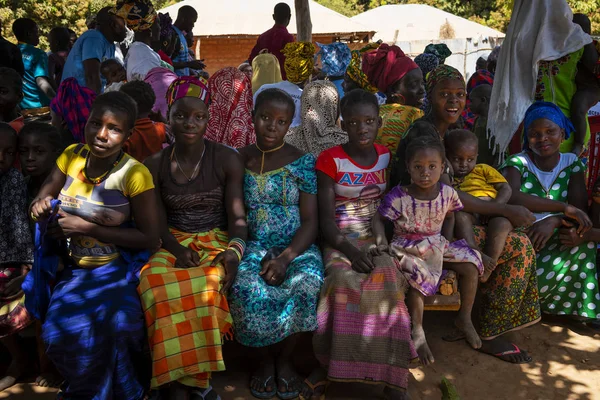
171, 142, 206, 182
83, 150, 125, 184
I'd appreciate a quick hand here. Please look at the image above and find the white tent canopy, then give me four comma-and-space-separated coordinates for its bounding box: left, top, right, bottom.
351, 4, 504, 43
159, 0, 371, 36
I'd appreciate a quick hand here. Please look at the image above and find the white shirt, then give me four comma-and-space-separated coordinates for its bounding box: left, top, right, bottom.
253, 81, 302, 128
125, 41, 161, 82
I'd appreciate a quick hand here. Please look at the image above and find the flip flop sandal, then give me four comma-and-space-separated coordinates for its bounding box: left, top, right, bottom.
190, 386, 221, 400
478, 343, 532, 364
277, 376, 301, 400
299, 378, 329, 400
251, 376, 277, 399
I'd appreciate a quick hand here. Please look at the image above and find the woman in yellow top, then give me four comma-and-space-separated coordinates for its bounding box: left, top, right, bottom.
30, 91, 160, 400
362, 44, 425, 158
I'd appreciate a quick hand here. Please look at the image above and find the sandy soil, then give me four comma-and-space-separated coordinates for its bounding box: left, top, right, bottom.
1, 313, 598, 400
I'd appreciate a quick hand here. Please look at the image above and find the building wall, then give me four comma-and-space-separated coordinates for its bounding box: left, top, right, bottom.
195, 34, 362, 75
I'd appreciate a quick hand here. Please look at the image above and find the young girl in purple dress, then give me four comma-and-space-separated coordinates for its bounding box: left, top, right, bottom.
372, 135, 484, 366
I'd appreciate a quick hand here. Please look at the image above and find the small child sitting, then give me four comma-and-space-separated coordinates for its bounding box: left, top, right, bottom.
0, 67, 25, 132
0, 122, 34, 391
445, 129, 513, 282
100, 59, 127, 93
469, 83, 501, 167
372, 136, 483, 366
119, 81, 166, 162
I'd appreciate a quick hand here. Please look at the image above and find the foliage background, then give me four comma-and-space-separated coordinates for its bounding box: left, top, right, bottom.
1, 0, 599, 49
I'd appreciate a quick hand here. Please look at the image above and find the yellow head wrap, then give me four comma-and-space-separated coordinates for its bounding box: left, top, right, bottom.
282, 42, 315, 84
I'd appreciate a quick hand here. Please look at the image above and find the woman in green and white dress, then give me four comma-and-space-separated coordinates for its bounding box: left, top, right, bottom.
502, 101, 600, 320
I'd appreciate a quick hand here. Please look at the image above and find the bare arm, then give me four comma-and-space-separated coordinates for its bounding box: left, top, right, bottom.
492, 182, 512, 204
83, 59, 102, 94
223, 149, 248, 242
372, 212, 388, 246
30, 165, 67, 219
36, 77, 56, 100
278, 191, 318, 265
581, 42, 598, 72
503, 166, 567, 213
318, 171, 361, 260
441, 212, 455, 241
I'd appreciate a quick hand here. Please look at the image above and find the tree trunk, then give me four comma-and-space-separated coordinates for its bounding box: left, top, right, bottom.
295, 0, 312, 42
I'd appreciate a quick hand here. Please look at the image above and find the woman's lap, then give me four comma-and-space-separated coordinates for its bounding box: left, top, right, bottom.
229, 242, 324, 347
473, 226, 542, 339
535, 233, 600, 318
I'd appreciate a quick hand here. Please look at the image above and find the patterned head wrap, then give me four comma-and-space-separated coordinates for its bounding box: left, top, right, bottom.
166, 76, 210, 109
282, 42, 316, 84
316, 42, 351, 78
424, 43, 452, 64
524, 101, 573, 142
111, 0, 157, 32
345, 43, 380, 93
362, 44, 418, 94
158, 12, 173, 41
205, 67, 255, 148
251, 53, 283, 94
414, 53, 439, 80
425, 65, 465, 97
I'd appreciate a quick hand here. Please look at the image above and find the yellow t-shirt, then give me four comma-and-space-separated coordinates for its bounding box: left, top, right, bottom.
56, 144, 154, 267
454, 164, 506, 199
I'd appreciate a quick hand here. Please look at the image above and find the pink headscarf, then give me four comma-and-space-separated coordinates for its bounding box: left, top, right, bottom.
362, 44, 418, 94
205, 67, 255, 148
144, 67, 178, 120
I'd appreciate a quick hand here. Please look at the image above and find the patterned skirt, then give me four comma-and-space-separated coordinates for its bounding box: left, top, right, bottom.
138, 228, 232, 389
313, 239, 416, 390
0, 267, 33, 339
535, 232, 599, 318
473, 227, 542, 339
229, 242, 324, 347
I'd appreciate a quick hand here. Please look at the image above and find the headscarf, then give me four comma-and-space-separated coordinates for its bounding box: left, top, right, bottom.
345, 43, 380, 93
205, 67, 255, 148
316, 42, 351, 78
251, 53, 283, 94
282, 42, 316, 85
285, 80, 347, 156
414, 53, 439, 80
424, 43, 452, 64
487, 0, 591, 159
158, 12, 173, 41
426, 65, 465, 97
462, 69, 494, 129
523, 101, 574, 146
144, 67, 178, 119
166, 76, 210, 109
111, 0, 157, 32
362, 44, 418, 94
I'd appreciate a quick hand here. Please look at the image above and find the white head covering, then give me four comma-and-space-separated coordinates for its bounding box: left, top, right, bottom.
487, 0, 591, 159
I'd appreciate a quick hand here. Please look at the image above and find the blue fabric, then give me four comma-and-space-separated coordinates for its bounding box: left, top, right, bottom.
229, 154, 324, 347
18, 43, 50, 109
317, 42, 351, 77
41, 246, 151, 399
61, 30, 116, 90
22, 199, 62, 322
331, 77, 345, 98
523, 101, 574, 144
171, 25, 189, 76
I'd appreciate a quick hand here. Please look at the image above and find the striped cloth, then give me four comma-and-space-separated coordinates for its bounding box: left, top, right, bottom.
50, 77, 96, 143
313, 238, 417, 390
42, 253, 151, 400
137, 228, 232, 389
377, 104, 424, 156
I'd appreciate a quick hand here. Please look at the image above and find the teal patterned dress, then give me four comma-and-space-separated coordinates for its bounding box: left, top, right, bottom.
503, 152, 600, 318
229, 154, 324, 347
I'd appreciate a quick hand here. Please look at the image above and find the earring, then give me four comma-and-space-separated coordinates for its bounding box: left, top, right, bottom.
163, 41, 168, 47
394, 93, 406, 105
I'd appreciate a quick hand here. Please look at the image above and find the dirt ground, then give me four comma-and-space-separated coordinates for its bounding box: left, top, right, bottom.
1, 312, 598, 400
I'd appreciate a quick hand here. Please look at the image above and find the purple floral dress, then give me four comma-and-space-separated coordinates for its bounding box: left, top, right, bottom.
378, 183, 483, 296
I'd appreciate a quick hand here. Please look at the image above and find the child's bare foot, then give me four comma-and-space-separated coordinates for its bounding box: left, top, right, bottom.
35, 372, 63, 388
384, 386, 411, 400
479, 256, 497, 283
455, 317, 482, 350
412, 326, 434, 365
0, 358, 27, 392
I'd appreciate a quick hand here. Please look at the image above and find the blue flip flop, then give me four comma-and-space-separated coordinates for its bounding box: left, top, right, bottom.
277, 377, 300, 400
251, 375, 277, 399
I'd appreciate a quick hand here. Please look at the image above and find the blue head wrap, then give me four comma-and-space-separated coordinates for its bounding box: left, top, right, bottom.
523, 101, 574, 147
317, 42, 351, 77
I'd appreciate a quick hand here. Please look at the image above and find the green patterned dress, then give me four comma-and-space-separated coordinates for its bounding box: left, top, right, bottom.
503, 152, 600, 318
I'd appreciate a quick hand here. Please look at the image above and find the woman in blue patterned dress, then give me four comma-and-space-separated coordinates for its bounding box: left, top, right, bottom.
229, 88, 324, 400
